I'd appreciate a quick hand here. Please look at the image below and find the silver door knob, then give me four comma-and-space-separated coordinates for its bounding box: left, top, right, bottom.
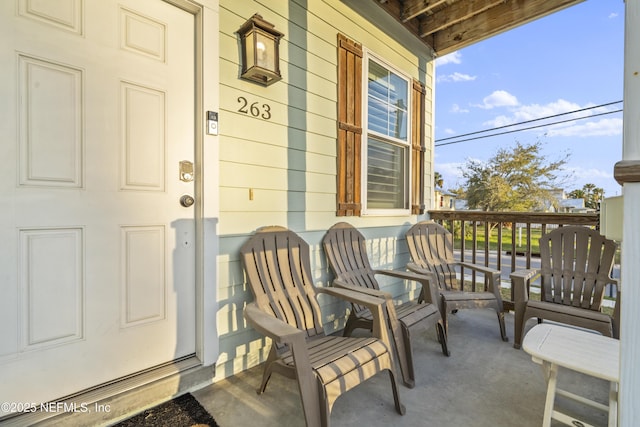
180, 194, 195, 207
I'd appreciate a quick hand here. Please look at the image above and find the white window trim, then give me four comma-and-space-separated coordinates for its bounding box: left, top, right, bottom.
361, 49, 412, 216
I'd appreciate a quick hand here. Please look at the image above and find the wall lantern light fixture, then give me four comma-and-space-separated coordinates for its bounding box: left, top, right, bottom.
237, 13, 284, 86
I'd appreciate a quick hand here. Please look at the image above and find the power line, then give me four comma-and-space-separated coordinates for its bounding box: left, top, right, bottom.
435, 100, 623, 147
435, 108, 623, 147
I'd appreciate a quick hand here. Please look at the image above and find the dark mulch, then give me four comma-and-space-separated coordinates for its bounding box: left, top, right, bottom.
114, 393, 219, 427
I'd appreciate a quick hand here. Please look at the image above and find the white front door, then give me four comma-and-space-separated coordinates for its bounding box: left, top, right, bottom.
0, 0, 197, 408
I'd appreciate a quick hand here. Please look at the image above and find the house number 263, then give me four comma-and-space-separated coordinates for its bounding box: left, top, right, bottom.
237, 96, 272, 120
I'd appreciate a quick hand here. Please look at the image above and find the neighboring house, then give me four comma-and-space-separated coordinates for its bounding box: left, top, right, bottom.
549, 188, 566, 201
558, 198, 590, 213
546, 189, 593, 213
3, 0, 639, 425
434, 187, 456, 210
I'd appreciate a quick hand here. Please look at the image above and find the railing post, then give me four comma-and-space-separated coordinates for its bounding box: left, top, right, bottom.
511, 224, 517, 304
496, 223, 503, 272
460, 220, 466, 292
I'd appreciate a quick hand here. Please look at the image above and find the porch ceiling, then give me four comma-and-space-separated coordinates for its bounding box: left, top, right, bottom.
372, 0, 585, 56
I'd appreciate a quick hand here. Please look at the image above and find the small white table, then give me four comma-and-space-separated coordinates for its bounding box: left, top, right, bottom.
522, 324, 619, 427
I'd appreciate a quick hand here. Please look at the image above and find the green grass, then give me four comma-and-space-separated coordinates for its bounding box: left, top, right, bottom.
450, 224, 543, 254
450, 224, 621, 264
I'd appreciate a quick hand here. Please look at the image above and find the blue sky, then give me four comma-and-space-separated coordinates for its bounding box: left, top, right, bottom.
434, 0, 625, 198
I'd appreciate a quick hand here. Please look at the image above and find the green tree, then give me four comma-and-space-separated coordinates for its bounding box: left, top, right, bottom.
434, 171, 444, 188
567, 188, 585, 200
449, 186, 466, 198
460, 141, 569, 212
568, 184, 605, 209
591, 187, 604, 209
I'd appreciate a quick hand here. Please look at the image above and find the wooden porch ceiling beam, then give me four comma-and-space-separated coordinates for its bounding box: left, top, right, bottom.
374, 0, 437, 52
401, 0, 448, 22
420, 0, 504, 37
432, 0, 585, 56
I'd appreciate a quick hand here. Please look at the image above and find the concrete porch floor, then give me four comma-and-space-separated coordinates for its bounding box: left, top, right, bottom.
193, 309, 612, 427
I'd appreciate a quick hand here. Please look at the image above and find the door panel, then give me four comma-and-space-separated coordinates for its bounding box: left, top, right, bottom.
0, 0, 196, 409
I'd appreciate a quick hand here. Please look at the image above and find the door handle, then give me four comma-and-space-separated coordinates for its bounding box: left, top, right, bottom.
180, 194, 195, 207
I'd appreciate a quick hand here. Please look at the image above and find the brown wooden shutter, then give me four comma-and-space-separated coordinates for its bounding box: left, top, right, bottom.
411, 80, 426, 214
336, 34, 362, 216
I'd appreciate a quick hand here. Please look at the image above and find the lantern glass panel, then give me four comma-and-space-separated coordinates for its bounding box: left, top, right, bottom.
255, 30, 275, 70
243, 32, 254, 72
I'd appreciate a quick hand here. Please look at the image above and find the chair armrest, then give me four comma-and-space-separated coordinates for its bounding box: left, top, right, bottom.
457, 261, 499, 276
332, 278, 392, 299
317, 287, 392, 347
372, 268, 429, 282
244, 302, 305, 346
610, 277, 620, 292
510, 269, 540, 304
404, 263, 440, 306
458, 261, 500, 282
318, 286, 389, 309
406, 262, 430, 276
372, 268, 439, 306
510, 268, 540, 282
458, 262, 503, 301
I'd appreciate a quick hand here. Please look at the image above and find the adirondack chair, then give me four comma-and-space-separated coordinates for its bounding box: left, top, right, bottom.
241, 226, 405, 427
322, 222, 449, 390
512, 226, 619, 349
405, 221, 508, 342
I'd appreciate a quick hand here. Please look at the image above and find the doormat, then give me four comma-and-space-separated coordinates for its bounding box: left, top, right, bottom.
114, 393, 219, 427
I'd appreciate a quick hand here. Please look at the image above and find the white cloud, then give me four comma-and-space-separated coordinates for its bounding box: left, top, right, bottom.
609, 12, 619, 19
479, 98, 622, 138
483, 98, 586, 127
443, 128, 456, 135
563, 165, 613, 180
476, 90, 519, 109
437, 72, 477, 83
435, 51, 462, 66
547, 118, 623, 137
483, 115, 516, 128
450, 103, 470, 113
511, 99, 583, 121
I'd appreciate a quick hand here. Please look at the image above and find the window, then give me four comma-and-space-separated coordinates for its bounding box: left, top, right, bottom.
364, 56, 410, 212
336, 34, 426, 217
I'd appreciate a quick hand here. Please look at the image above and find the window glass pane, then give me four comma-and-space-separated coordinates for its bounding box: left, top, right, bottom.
367, 59, 408, 140
367, 137, 406, 209
389, 73, 408, 139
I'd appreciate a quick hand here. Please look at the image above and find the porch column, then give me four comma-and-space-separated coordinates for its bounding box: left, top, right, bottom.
615, 0, 640, 425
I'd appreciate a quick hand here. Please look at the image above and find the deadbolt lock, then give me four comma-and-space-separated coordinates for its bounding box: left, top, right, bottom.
179, 161, 194, 182
180, 194, 195, 207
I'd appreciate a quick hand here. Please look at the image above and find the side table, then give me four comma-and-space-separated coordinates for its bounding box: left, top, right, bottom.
522, 323, 619, 427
